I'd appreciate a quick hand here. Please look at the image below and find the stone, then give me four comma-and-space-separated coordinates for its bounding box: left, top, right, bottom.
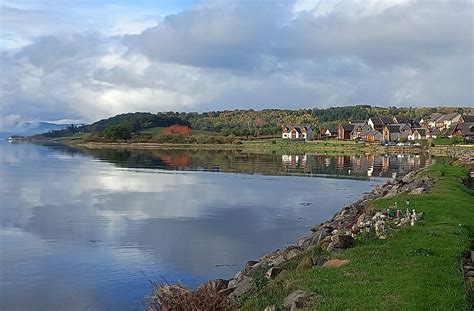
466, 271, 474, 277
471, 251, 474, 263
282, 290, 313, 310
227, 276, 253, 299
322, 259, 350, 268
266, 267, 281, 279
330, 234, 354, 249
264, 306, 283, 311
244, 260, 259, 271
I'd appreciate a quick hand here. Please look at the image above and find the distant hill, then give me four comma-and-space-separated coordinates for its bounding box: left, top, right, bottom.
33, 112, 191, 139
3, 121, 68, 136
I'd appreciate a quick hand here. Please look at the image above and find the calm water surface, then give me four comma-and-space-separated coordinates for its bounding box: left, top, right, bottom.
0, 141, 431, 310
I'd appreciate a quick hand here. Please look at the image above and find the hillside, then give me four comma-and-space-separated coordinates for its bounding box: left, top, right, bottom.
32, 106, 473, 140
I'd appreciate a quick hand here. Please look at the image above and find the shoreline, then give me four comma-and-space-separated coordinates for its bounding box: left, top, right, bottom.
150, 165, 439, 309
52, 140, 474, 157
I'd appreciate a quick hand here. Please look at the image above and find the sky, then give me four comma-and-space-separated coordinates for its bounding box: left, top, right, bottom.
0, 0, 473, 129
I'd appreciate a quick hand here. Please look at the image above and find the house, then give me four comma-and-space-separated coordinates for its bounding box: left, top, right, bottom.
438, 113, 462, 129
337, 124, 354, 140
427, 127, 443, 139
322, 126, 337, 138
350, 123, 371, 140
408, 128, 427, 141
282, 126, 313, 140
446, 122, 474, 141
368, 117, 396, 131
423, 113, 443, 128
363, 129, 383, 142
382, 124, 411, 141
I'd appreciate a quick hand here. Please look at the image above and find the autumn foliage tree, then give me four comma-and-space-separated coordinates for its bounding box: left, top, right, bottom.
161, 124, 192, 137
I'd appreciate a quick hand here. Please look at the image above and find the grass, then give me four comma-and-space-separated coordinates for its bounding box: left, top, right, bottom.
240, 160, 474, 310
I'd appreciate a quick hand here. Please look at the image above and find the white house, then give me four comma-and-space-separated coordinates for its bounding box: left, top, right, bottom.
282, 126, 313, 140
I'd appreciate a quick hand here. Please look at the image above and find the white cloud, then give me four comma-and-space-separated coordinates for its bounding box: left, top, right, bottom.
0, 0, 472, 130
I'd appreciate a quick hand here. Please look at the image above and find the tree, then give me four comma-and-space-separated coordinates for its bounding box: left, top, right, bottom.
104, 125, 131, 140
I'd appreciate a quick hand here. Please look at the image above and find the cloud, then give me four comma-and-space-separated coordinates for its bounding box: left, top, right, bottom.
0, 0, 472, 129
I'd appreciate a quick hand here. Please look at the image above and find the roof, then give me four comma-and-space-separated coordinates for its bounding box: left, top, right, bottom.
438, 112, 461, 122
326, 126, 337, 133
370, 116, 395, 126
394, 115, 411, 123
457, 122, 474, 136
380, 117, 394, 124
349, 120, 365, 124
413, 128, 427, 135
369, 117, 384, 126
340, 124, 355, 131
283, 125, 311, 133
385, 125, 401, 133
462, 114, 474, 123
428, 113, 443, 122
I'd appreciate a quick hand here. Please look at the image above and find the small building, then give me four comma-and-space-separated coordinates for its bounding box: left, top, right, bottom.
350, 123, 371, 140
408, 128, 427, 141
322, 126, 337, 139
363, 129, 383, 142
423, 113, 443, 129
447, 122, 474, 141
337, 124, 354, 140
282, 126, 313, 140
368, 116, 396, 131
382, 124, 411, 141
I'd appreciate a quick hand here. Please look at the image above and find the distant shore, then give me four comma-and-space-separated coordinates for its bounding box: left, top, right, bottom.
70, 139, 474, 157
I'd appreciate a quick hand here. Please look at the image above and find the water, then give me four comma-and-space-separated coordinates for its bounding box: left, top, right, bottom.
0, 141, 430, 310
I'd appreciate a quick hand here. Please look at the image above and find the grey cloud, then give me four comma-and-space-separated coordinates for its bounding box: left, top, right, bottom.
0, 0, 472, 130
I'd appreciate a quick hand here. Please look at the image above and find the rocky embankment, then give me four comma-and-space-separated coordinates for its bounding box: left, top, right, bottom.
150, 169, 434, 310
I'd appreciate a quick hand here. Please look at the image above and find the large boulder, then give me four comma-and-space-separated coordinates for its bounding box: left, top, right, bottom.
227, 276, 253, 300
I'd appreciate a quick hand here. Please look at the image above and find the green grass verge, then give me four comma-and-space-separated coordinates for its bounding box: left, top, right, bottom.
240, 160, 473, 310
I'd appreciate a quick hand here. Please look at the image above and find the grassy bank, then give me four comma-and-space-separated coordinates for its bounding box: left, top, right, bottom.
240, 160, 473, 310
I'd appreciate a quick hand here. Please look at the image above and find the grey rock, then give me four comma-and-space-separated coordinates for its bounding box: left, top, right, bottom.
266, 267, 281, 279
227, 276, 253, 299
